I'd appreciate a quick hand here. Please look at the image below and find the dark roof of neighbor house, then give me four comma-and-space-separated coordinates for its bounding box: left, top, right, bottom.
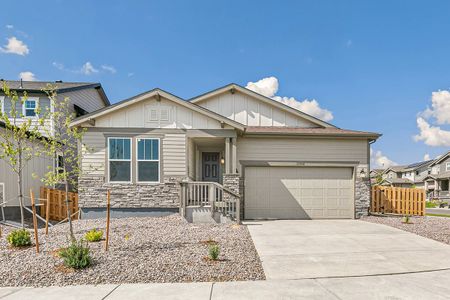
244, 126, 380, 139
403, 160, 434, 171
0, 79, 110, 106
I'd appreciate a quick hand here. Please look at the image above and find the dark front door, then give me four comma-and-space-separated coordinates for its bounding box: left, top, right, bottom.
202, 152, 220, 182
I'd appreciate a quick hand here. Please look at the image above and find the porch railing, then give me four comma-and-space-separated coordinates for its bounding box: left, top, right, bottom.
428, 190, 450, 200
180, 181, 240, 223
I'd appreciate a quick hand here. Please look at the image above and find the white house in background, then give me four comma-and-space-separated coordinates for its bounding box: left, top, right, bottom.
72, 83, 380, 222
0, 80, 109, 220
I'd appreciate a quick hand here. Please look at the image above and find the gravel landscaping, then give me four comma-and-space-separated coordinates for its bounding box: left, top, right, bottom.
362, 215, 450, 245
0, 215, 265, 287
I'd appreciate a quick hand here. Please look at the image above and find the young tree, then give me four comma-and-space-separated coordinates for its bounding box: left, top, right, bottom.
39, 85, 86, 241
0, 83, 42, 227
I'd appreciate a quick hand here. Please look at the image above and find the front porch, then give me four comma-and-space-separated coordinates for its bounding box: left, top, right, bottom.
426, 178, 450, 200
183, 135, 241, 223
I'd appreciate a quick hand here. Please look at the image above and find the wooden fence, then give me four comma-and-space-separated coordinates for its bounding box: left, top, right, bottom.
371, 186, 425, 216
39, 187, 79, 221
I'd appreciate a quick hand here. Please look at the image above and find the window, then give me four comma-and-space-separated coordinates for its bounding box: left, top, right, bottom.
108, 138, 131, 182
416, 171, 419, 176
56, 154, 64, 174
446, 162, 450, 172
137, 138, 159, 182
23, 98, 38, 117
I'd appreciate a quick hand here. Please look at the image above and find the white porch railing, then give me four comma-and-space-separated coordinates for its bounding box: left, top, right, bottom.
180, 181, 240, 223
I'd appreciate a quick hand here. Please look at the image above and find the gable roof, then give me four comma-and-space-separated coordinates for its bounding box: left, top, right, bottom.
0, 79, 110, 106
71, 88, 245, 130
430, 151, 450, 166
189, 83, 336, 129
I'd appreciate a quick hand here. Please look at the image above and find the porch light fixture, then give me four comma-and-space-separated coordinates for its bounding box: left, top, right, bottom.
220, 157, 225, 165
359, 168, 367, 178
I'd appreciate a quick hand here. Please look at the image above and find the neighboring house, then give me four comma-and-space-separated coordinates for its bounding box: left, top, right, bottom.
73, 83, 380, 221
377, 160, 434, 188
0, 80, 109, 219
424, 151, 450, 200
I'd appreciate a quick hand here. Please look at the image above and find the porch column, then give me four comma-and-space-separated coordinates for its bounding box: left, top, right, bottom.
225, 137, 231, 174
231, 137, 237, 174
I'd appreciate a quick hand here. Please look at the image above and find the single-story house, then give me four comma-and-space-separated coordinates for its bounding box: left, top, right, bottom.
72, 84, 380, 221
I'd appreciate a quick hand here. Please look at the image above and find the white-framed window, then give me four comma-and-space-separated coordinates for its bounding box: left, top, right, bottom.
446, 162, 450, 172
136, 138, 160, 183
22, 97, 39, 117
108, 137, 132, 182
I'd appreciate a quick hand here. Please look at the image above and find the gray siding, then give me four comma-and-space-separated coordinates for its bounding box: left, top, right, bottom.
237, 137, 368, 173
439, 157, 450, 173
80, 129, 187, 181
62, 88, 105, 113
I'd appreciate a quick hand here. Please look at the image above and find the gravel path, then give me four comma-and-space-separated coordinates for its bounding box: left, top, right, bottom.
362, 215, 450, 245
0, 215, 265, 287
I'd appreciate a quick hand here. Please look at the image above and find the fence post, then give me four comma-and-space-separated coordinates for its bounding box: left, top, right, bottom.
30, 189, 39, 254
45, 192, 50, 235
180, 180, 187, 217
236, 194, 241, 224
105, 190, 111, 252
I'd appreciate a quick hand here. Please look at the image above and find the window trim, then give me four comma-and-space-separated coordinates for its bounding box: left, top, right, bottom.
136, 137, 160, 183
0, 96, 4, 113
107, 137, 132, 183
446, 162, 450, 172
22, 97, 39, 118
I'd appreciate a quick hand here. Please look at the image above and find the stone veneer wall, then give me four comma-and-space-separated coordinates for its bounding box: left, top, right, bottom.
355, 178, 371, 218
78, 176, 182, 208
222, 174, 242, 220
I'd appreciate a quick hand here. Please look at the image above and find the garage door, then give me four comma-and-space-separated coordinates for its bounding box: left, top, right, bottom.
244, 167, 354, 219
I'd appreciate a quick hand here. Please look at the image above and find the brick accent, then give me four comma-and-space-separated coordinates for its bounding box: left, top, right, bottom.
355, 178, 371, 218
78, 176, 182, 208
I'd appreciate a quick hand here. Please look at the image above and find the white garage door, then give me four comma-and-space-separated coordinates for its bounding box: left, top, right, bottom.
245, 167, 354, 219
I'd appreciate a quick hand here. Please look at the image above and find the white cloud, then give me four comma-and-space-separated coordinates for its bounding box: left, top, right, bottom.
0, 36, 29, 56
423, 153, 430, 161
6, 25, 13, 29
80, 62, 98, 75
414, 89, 450, 147
414, 117, 450, 147
101, 65, 117, 74
246, 77, 278, 98
370, 148, 397, 169
52, 61, 65, 70
245, 76, 334, 122
18, 71, 37, 81
421, 90, 450, 125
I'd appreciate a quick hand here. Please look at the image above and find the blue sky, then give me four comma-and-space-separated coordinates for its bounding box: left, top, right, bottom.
1, 0, 450, 167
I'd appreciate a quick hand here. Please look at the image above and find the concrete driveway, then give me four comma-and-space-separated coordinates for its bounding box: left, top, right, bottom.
245, 219, 450, 280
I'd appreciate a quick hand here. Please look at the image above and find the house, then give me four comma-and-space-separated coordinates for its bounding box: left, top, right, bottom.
376, 160, 434, 188
72, 84, 380, 221
424, 151, 450, 200
0, 80, 109, 220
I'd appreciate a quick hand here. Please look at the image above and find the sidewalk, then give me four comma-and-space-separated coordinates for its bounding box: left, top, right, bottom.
1, 269, 450, 300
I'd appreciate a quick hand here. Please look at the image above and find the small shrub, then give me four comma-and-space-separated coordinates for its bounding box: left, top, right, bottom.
84, 228, 103, 242
7, 229, 31, 247
208, 244, 220, 260
59, 240, 91, 269
426, 202, 437, 208
402, 215, 411, 224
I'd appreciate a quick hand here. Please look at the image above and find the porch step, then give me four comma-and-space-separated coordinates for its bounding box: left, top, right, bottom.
184, 206, 233, 224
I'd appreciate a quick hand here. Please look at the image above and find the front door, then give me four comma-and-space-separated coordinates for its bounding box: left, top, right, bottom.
202, 152, 220, 182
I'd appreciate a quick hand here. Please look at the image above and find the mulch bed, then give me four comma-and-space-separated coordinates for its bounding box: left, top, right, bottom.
0, 215, 265, 287
361, 215, 450, 245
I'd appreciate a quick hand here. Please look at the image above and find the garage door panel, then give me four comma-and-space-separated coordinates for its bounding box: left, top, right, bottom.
245, 166, 354, 220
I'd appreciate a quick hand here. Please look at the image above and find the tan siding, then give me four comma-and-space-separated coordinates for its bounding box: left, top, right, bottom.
81, 131, 106, 177
237, 137, 368, 172
163, 133, 187, 176
197, 90, 318, 127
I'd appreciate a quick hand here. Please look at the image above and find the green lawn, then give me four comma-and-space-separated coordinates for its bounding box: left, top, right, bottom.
426, 213, 450, 218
